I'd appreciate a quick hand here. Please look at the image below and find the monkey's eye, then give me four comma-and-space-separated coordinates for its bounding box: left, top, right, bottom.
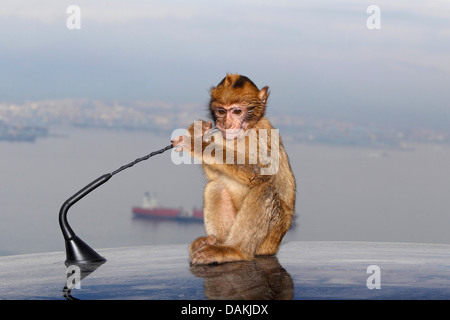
233, 109, 242, 115
216, 109, 226, 116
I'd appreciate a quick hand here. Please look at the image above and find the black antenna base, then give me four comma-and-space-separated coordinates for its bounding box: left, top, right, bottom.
64, 235, 106, 265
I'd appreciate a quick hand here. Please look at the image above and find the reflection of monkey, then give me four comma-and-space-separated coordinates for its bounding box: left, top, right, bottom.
190, 255, 293, 299
172, 74, 296, 265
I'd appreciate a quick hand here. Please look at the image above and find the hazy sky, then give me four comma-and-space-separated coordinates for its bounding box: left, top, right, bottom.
1, 0, 449, 127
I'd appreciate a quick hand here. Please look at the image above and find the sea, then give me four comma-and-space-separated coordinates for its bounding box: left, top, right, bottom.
1, 126, 450, 256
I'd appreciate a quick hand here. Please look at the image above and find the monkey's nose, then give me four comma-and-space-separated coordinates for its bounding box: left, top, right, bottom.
224, 119, 236, 130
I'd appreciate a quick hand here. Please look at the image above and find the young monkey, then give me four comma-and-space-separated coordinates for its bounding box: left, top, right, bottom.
172, 74, 296, 265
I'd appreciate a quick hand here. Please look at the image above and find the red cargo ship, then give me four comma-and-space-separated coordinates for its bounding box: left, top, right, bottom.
132, 192, 203, 222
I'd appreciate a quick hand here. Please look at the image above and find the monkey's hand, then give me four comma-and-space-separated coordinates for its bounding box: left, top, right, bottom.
187, 120, 213, 138
171, 120, 213, 152
171, 135, 185, 152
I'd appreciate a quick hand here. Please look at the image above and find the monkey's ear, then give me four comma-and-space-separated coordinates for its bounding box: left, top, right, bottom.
223, 74, 234, 87
259, 86, 270, 104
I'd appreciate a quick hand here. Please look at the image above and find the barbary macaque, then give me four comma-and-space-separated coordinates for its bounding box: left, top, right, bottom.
172, 74, 296, 265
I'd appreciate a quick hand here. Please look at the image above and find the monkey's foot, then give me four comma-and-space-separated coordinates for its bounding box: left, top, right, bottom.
189, 235, 217, 257
190, 245, 248, 265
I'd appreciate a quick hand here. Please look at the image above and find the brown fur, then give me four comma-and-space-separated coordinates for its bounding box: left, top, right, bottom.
173, 74, 296, 265
209, 74, 268, 130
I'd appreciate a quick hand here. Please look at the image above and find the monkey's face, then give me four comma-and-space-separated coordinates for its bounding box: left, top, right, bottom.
211, 104, 247, 140
209, 74, 270, 140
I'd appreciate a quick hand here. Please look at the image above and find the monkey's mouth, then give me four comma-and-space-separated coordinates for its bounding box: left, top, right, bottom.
222, 128, 245, 140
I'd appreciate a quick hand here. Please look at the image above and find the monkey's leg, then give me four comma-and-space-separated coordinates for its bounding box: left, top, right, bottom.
255, 206, 291, 256
191, 184, 280, 265
203, 181, 237, 243
189, 181, 237, 262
